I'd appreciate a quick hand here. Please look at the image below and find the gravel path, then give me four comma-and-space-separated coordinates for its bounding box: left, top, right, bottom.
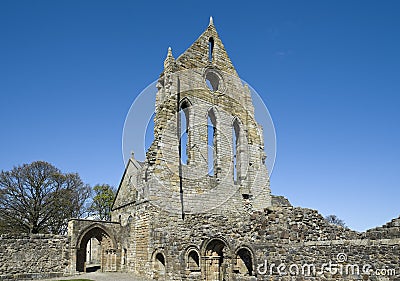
42, 272, 152, 281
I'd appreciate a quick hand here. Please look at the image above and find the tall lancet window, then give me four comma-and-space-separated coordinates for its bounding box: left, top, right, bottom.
179, 100, 190, 165
208, 37, 214, 62
233, 118, 241, 183
207, 109, 217, 176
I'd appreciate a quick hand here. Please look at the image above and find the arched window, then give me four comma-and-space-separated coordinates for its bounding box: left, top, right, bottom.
205, 70, 220, 91
153, 252, 166, 278
204, 238, 228, 280
156, 253, 165, 266
208, 37, 214, 62
179, 100, 190, 165
207, 109, 217, 176
186, 249, 200, 271
123, 248, 127, 265
235, 248, 253, 276
127, 215, 133, 224
233, 118, 242, 184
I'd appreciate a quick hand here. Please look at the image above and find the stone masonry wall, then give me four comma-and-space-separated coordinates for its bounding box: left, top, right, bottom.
0, 234, 69, 280
251, 207, 400, 281
127, 200, 399, 281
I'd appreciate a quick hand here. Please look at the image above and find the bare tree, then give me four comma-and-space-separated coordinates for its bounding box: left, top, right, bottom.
0, 161, 91, 235
325, 214, 346, 228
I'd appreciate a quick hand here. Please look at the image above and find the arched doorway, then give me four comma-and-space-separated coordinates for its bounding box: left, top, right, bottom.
204, 239, 230, 281
76, 226, 119, 272
152, 251, 166, 280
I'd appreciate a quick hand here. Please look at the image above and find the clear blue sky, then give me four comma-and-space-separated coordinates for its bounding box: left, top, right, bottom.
1, 1, 399, 231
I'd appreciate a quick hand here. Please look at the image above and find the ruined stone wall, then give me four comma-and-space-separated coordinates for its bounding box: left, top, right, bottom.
365, 217, 400, 240
136, 22, 272, 217
125, 200, 399, 281
252, 207, 400, 280
141, 67, 271, 216
0, 234, 69, 280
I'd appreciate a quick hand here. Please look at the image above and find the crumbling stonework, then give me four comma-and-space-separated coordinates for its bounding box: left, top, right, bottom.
0, 234, 69, 280
107, 199, 400, 280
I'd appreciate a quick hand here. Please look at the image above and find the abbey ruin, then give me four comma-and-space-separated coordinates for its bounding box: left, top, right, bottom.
1, 18, 399, 281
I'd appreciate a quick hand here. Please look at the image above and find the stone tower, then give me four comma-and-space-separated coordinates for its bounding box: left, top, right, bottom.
70, 18, 272, 280
110, 17, 273, 279
119, 17, 272, 216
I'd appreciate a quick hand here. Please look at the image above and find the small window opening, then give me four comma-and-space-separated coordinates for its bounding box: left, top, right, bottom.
123, 248, 127, 265
205, 71, 220, 91
127, 215, 133, 224
156, 253, 165, 266
236, 248, 253, 276
144, 167, 148, 182
179, 101, 190, 165
187, 250, 200, 270
208, 110, 217, 176
233, 119, 240, 183
154, 253, 166, 276
208, 37, 214, 62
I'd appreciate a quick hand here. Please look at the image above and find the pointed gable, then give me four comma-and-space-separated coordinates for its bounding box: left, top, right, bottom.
112, 158, 143, 210
174, 19, 238, 76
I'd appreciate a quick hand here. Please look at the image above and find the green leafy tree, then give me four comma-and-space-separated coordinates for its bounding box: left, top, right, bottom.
0, 161, 91, 235
88, 184, 115, 221
325, 214, 346, 228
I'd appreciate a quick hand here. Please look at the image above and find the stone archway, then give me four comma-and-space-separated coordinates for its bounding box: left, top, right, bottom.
76, 226, 119, 272
152, 250, 166, 280
203, 238, 230, 281
234, 247, 253, 277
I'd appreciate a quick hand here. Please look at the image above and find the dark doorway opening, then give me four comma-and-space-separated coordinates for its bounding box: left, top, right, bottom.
76, 226, 118, 272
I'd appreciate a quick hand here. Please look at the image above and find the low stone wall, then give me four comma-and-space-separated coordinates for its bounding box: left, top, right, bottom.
124, 202, 400, 280
1, 206, 399, 280
251, 207, 400, 280
0, 234, 69, 280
